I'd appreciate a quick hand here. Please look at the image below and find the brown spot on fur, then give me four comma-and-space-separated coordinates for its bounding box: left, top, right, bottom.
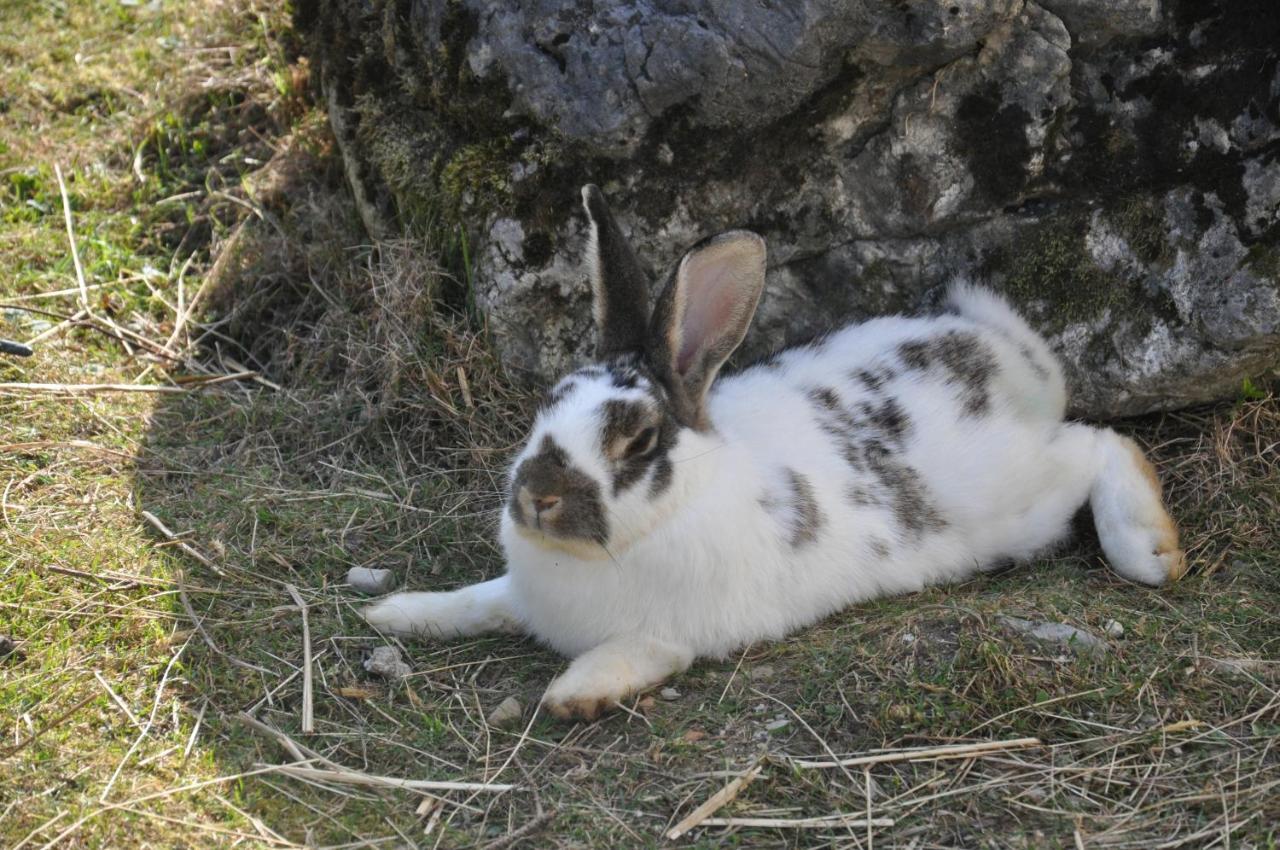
542, 380, 577, 409
862, 441, 947, 537
847, 484, 881, 507
854, 366, 897, 392
860, 397, 911, 446
787, 469, 824, 548
1121, 437, 1187, 581
808, 393, 866, 471
1019, 343, 1052, 380
897, 332, 996, 417
808, 386, 842, 413
760, 468, 826, 549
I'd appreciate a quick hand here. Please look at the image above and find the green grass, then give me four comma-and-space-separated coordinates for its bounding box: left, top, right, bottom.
2, 2, 1279, 848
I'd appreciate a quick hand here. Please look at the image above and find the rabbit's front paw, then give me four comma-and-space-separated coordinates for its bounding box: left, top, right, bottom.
360, 582, 519, 639
540, 662, 635, 721
540, 636, 692, 721
362, 596, 428, 636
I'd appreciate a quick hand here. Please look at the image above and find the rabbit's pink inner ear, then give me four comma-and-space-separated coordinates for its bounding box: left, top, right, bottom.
676, 264, 739, 373
673, 235, 767, 376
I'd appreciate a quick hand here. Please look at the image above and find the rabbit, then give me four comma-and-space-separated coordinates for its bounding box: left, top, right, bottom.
363, 184, 1186, 720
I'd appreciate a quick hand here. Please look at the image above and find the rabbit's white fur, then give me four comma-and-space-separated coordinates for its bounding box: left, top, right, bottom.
365, 198, 1185, 721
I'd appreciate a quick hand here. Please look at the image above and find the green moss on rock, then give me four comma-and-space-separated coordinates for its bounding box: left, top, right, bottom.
994, 213, 1114, 330
1108, 196, 1171, 266
986, 210, 1178, 340
1245, 242, 1280, 281
439, 140, 513, 216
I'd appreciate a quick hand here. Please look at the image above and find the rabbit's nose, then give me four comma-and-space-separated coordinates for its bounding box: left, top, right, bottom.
517, 486, 563, 525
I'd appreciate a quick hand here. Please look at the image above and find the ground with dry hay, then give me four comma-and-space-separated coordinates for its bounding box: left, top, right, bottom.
2, 2, 1278, 848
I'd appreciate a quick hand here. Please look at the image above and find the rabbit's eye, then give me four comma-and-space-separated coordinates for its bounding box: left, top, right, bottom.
624, 427, 658, 459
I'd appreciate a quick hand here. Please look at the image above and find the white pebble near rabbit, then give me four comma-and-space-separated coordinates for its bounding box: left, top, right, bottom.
364, 184, 1186, 720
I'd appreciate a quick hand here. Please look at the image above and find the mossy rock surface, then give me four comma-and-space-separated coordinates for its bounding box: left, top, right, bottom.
296, 0, 1280, 417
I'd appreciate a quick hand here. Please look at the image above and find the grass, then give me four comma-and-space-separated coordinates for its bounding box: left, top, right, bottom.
2, 1, 1279, 847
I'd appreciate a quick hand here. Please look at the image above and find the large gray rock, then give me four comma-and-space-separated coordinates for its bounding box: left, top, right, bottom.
295, 0, 1280, 417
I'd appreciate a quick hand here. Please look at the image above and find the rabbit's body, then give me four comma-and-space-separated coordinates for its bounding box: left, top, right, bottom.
504, 287, 1165, 661
365, 187, 1185, 720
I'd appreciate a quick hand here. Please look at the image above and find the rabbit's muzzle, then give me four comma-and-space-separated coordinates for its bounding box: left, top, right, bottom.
515, 488, 564, 527
508, 436, 609, 548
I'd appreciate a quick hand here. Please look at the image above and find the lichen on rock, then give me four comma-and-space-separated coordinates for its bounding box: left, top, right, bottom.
296, 0, 1280, 417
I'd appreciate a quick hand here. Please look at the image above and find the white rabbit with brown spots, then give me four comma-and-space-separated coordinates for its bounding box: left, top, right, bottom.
364, 185, 1186, 721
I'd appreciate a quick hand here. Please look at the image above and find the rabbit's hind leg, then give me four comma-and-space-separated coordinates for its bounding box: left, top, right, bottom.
1088, 430, 1187, 585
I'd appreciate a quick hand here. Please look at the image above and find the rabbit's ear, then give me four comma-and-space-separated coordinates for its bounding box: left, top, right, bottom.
648, 231, 766, 429
582, 185, 650, 357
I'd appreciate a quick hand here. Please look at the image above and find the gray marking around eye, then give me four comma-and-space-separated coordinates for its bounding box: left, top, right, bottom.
599, 383, 679, 497
601, 399, 648, 448
648, 454, 674, 498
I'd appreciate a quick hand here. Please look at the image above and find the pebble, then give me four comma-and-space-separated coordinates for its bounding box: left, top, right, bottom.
0, 635, 22, 661
764, 717, 791, 732
998, 615, 1108, 654
346, 567, 397, 595
1104, 619, 1124, 639
659, 687, 681, 701
486, 696, 523, 727
363, 645, 412, 679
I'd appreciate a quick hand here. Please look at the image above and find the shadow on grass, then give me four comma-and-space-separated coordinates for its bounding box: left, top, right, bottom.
134, 343, 573, 844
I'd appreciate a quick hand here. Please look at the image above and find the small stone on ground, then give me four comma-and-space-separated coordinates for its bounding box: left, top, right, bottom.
0, 635, 22, 662
999, 615, 1108, 654
486, 696, 522, 727
364, 645, 412, 679
346, 567, 397, 595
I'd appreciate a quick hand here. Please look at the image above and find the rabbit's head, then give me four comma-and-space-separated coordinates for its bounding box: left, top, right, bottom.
503, 185, 766, 560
